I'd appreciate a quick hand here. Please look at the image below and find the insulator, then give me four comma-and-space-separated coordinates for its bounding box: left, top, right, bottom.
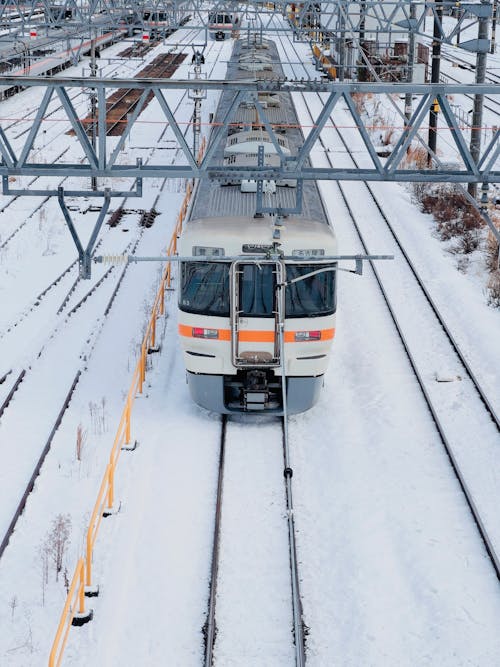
101, 254, 128, 264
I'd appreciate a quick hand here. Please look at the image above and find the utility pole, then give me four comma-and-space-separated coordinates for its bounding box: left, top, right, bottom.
189, 50, 206, 164
338, 3, 346, 81
358, 0, 367, 81
468, 0, 490, 198
491, 0, 498, 53
404, 2, 417, 124
427, 0, 442, 165
90, 34, 98, 192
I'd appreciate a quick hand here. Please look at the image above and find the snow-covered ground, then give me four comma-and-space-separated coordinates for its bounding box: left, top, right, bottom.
0, 11, 499, 667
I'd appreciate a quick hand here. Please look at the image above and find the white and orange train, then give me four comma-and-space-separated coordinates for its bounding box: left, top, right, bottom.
208, 11, 238, 39
177, 37, 337, 414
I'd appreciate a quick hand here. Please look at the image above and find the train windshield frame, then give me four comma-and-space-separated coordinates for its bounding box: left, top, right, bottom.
179, 260, 336, 319
179, 261, 230, 317
285, 263, 337, 318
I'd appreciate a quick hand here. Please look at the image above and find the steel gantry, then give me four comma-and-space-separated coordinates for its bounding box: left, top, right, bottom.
0, 76, 497, 193
0, 1, 498, 276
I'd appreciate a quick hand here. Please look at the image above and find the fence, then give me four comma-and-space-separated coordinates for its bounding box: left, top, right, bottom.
49, 135, 206, 666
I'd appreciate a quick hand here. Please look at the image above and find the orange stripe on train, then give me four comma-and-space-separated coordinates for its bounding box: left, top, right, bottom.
179, 325, 335, 342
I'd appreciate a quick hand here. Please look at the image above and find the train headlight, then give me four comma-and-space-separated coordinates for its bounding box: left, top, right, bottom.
192, 327, 219, 339
294, 330, 321, 341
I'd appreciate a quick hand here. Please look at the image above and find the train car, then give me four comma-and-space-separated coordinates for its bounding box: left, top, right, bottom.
177, 37, 337, 415
0, 29, 125, 99
208, 11, 236, 40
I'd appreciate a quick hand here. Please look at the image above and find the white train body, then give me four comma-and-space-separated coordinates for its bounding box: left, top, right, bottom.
176, 37, 336, 414
208, 12, 236, 39
178, 217, 337, 414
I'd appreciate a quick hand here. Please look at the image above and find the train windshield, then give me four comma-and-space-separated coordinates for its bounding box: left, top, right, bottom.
239, 264, 275, 317
285, 264, 336, 317
179, 262, 230, 316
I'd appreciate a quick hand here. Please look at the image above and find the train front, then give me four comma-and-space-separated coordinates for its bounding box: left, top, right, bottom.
177, 216, 337, 415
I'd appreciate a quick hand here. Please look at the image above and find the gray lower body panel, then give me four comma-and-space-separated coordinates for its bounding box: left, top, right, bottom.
186, 371, 323, 415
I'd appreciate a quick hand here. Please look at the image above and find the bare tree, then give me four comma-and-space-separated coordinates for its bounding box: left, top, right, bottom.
9, 595, 17, 620
37, 540, 49, 606
63, 568, 70, 595
46, 514, 72, 582
76, 423, 87, 462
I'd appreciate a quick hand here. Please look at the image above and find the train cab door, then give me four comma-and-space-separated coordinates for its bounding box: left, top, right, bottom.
230, 260, 284, 368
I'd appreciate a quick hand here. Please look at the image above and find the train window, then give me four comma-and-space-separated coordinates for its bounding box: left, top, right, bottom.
239, 264, 275, 317
285, 264, 336, 318
179, 262, 230, 316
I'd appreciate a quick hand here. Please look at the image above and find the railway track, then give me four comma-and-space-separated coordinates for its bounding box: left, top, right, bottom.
0, 34, 225, 562
204, 414, 305, 665
276, 28, 499, 421
288, 40, 500, 579
0, 230, 145, 558
274, 31, 500, 579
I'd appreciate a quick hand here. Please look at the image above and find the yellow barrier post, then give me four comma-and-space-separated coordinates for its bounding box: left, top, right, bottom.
125, 396, 131, 444
86, 532, 93, 588
138, 349, 144, 394
50, 135, 205, 667
78, 561, 85, 614
166, 260, 172, 289
160, 286, 165, 315
142, 344, 147, 382
107, 464, 114, 511
49, 559, 90, 667
151, 316, 156, 350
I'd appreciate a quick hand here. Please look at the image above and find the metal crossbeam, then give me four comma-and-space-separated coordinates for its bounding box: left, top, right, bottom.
0, 0, 491, 48
285, 0, 492, 52
0, 78, 497, 196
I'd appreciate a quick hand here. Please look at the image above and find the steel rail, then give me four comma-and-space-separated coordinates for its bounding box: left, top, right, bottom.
0, 368, 25, 420
336, 174, 500, 580
322, 99, 500, 432
104, 53, 186, 135
275, 26, 500, 579
0, 370, 81, 559
439, 68, 500, 116
278, 25, 500, 432
0, 228, 147, 561
295, 89, 500, 579
278, 292, 307, 665
203, 415, 226, 665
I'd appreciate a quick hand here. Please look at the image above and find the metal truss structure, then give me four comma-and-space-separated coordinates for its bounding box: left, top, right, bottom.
286, 0, 492, 52
0, 77, 497, 196
0, 1, 492, 45
0, 1, 497, 274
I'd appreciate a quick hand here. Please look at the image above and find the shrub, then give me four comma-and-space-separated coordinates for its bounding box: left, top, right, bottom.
419, 185, 483, 241
486, 271, 500, 308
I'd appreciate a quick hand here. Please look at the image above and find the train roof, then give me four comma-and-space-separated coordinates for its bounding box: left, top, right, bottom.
190, 37, 330, 226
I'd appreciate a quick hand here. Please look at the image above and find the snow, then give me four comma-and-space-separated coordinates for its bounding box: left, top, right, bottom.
0, 12, 499, 667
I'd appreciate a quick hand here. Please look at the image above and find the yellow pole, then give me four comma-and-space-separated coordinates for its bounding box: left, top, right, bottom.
78, 562, 85, 613
160, 286, 165, 315
151, 316, 156, 349
86, 531, 92, 587
142, 346, 147, 382
107, 464, 114, 510
125, 397, 131, 444
138, 355, 144, 394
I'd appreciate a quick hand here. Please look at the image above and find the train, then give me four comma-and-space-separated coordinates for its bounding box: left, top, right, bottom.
0, 29, 126, 100
208, 11, 238, 40
177, 36, 337, 415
